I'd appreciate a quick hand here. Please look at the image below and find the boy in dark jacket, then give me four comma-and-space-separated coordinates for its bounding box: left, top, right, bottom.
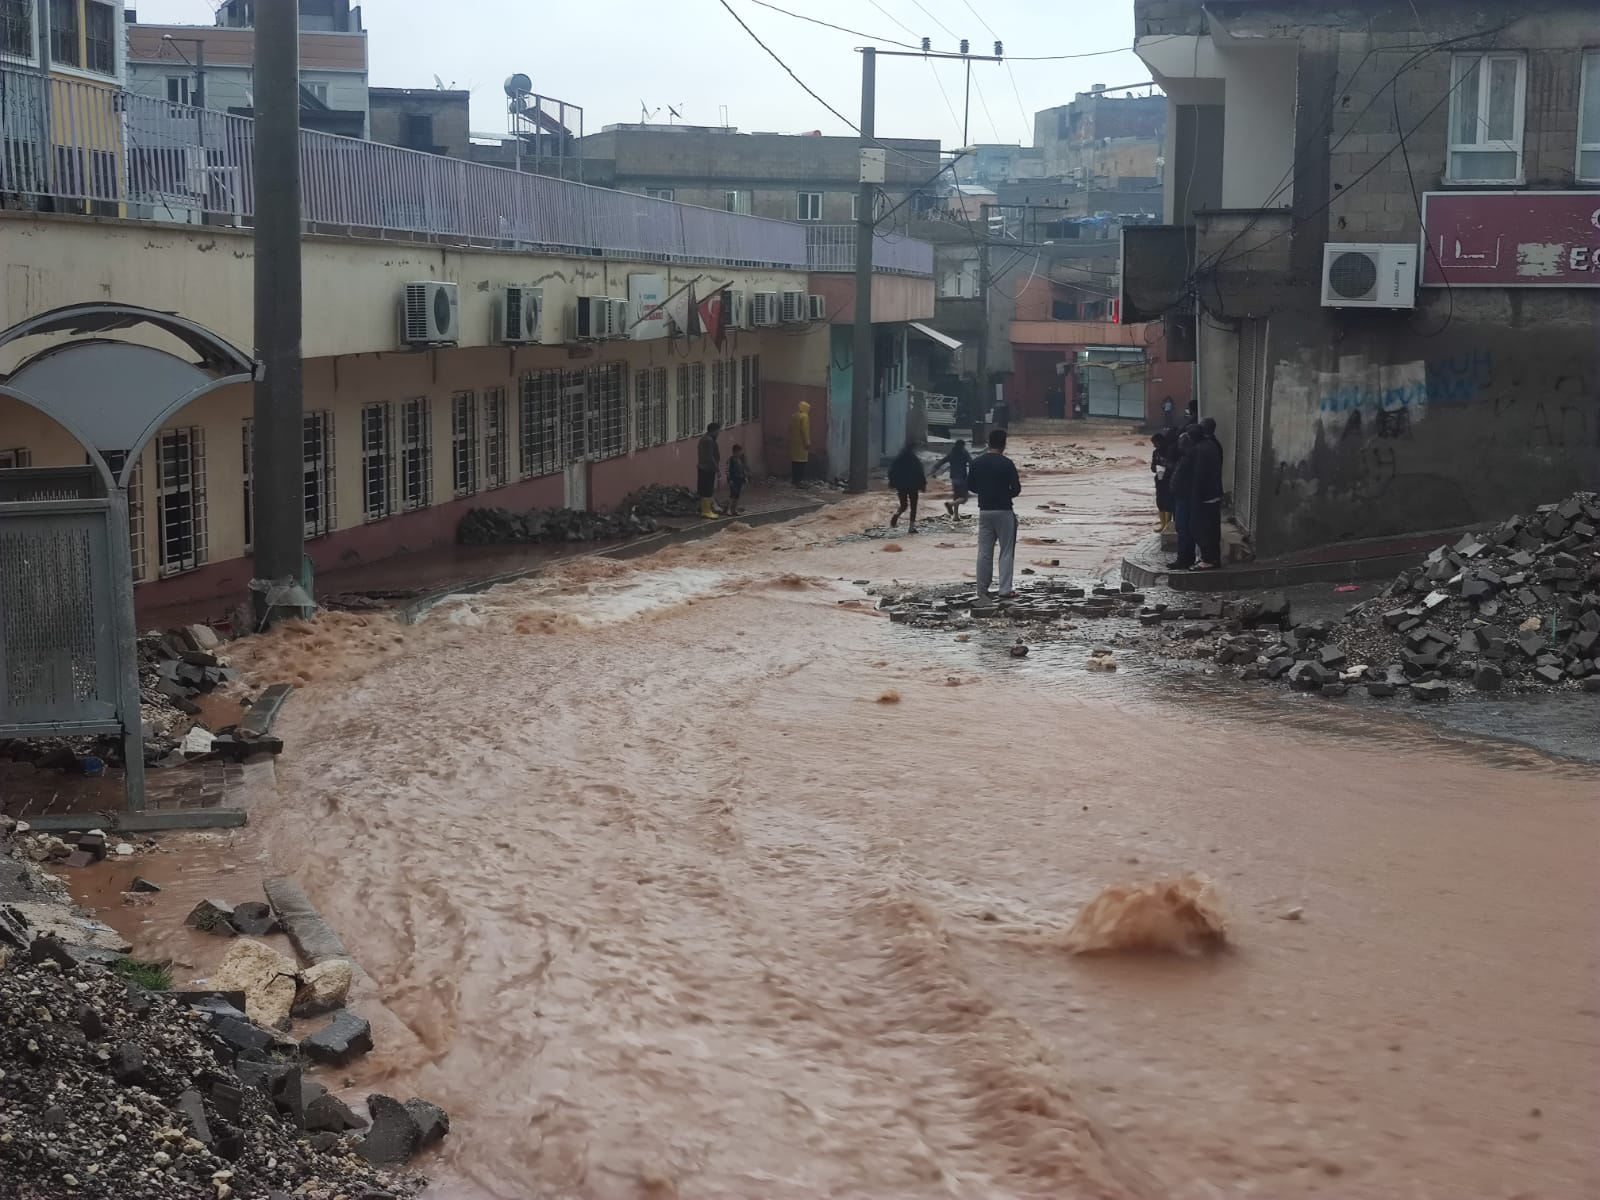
887, 443, 927, 534
726, 444, 749, 516
931, 439, 973, 519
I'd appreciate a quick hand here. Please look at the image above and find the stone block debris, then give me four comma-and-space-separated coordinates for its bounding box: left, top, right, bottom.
293, 958, 355, 1018
356, 1094, 451, 1168
210, 939, 300, 1032
302, 1011, 375, 1067
185, 898, 238, 936
458, 502, 659, 546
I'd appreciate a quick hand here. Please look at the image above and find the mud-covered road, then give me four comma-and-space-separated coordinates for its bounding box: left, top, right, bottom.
158, 436, 1599, 1198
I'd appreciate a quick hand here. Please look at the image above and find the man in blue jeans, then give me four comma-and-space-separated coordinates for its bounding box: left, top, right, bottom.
967, 428, 1022, 597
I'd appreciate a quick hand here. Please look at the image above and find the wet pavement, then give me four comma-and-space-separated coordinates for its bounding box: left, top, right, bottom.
71, 433, 1600, 1199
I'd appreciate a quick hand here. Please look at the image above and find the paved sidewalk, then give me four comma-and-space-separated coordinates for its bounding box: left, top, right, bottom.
0, 757, 273, 825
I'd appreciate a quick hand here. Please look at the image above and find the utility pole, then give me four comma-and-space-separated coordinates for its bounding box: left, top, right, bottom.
251, 0, 305, 623
848, 47, 876, 494
976, 204, 991, 421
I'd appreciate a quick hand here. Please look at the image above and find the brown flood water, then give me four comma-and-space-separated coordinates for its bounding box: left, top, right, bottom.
80, 440, 1600, 1198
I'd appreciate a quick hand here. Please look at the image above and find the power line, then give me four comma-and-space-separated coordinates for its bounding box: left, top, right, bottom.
971, 70, 1001, 143
864, 0, 920, 39
926, 60, 963, 145
1003, 62, 1033, 145
906, 0, 957, 40
955, 0, 998, 40
743, 0, 921, 50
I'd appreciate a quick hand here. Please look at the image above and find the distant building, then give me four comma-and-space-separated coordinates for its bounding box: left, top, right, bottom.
124, 1, 368, 139
370, 87, 470, 157
1034, 86, 1165, 188
574, 124, 942, 226
956, 143, 1046, 186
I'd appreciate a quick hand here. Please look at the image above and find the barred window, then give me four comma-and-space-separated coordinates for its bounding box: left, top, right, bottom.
483, 388, 509, 488
560, 371, 587, 464
519, 370, 562, 478
361, 402, 395, 521
1, 0, 33, 59
303, 412, 335, 538
452, 391, 479, 497
401, 397, 433, 511
676, 362, 706, 440
103, 449, 147, 584
593, 363, 628, 459
634, 367, 669, 450
710, 359, 731, 429
156, 427, 207, 577
740, 355, 762, 425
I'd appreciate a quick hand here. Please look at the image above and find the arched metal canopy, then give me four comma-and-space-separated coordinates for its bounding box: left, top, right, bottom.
0, 303, 256, 490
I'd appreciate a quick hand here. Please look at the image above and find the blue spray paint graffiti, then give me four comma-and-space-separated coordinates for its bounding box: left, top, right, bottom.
1317, 349, 1494, 415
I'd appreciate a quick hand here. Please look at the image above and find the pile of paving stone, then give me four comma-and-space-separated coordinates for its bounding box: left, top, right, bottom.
617, 483, 701, 518
880, 579, 1291, 633
1205, 493, 1600, 700
0, 876, 438, 1198
457, 503, 660, 546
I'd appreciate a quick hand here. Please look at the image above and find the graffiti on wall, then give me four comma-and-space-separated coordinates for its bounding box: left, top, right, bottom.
1315, 349, 1494, 421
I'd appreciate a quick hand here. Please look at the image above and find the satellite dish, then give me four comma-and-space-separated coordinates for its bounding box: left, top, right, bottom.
504, 74, 532, 99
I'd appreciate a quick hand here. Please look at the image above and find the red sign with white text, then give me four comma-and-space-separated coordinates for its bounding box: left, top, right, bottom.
1420, 191, 1600, 287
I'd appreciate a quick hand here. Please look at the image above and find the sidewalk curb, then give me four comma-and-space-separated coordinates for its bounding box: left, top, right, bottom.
396, 499, 823, 623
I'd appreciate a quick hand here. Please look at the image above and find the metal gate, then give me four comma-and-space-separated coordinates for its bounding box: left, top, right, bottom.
0, 466, 145, 807
1233, 317, 1268, 536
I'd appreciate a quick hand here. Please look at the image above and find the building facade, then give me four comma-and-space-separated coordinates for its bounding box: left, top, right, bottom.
369, 87, 470, 157
124, 6, 368, 138
1034, 86, 1166, 187
1130, 0, 1600, 558
575, 124, 943, 227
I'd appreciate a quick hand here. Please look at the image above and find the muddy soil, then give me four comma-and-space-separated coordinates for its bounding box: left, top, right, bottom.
78, 436, 1600, 1199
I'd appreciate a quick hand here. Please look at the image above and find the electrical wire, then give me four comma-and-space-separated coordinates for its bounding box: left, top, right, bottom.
906, 0, 957, 40
742, 0, 921, 50
971, 70, 1002, 143
926, 59, 964, 145
1003, 63, 1033, 146
1393, 77, 1454, 337
864, 0, 921, 39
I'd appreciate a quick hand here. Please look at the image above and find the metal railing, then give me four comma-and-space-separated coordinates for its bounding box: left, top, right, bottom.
804, 224, 935, 276
0, 67, 852, 271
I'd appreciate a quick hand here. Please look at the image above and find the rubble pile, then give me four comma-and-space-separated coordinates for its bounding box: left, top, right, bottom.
0, 863, 441, 1197
457, 504, 659, 546
880, 580, 1290, 633
617, 483, 701, 518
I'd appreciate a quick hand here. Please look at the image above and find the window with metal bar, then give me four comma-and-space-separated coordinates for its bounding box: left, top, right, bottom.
593, 363, 628, 460
482, 387, 508, 488
1, 0, 32, 58
303, 411, 334, 538
560, 372, 587, 464
710, 359, 729, 430
518, 370, 562, 478
0, 447, 30, 469
85, 1, 115, 74
634, 367, 668, 450
400, 398, 433, 510
48, 0, 77, 66
156, 427, 207, 576
675, 363, 706, 440
740, 355, 761, 426
361, 402, 395, 521
101, 448, 147, 583
452, 391, 479, 497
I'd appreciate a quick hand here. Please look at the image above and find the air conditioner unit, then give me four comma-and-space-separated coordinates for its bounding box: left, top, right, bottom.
807, 293, 827, 321
606, 297, 634, 337
571, 295, 608, 340
495, 285, 544, 345
780, 289, 807, 324
728, 290, 750, 330
400, 281, 459, 347
751, 291, 781, 327
1321, 243, 1417, 309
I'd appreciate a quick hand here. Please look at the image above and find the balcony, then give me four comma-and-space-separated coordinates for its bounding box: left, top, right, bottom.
804, 225, 934, 276
0, 67, 808, 271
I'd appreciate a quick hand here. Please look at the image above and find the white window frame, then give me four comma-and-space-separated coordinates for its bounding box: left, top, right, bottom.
155, 426, 207, 577
518, 370, 562, 478
302, 78, 330, 105
1579, 50, 1600, 184
723, 189, 751, 214
644, 187, 674, 201
361, 401, 395, 522
302, 411, 335, 539
482, 387, 509, 488
797, 191, 823, 221
1447, 52, 1527, 185
451, 390, 479, 497
400, 397, 433, 511
166, 75, 192, 105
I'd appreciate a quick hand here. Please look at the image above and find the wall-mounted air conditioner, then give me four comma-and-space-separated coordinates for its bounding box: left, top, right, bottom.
400, 281, 459, 347
606, 297, 634, 336
779, 289, 807, 324
571, 296, 609, 340
751, 291, 781, 327
495, 285, 544, 345
807, 294, 827, 321
1321, 243, 1417, 309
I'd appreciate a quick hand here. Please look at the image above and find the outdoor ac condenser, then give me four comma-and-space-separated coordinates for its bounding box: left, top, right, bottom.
400, 281, 460, 346
807, 294, 827, 321
751, 291, 781, 327
495, 285, 544, 345
780, 289, 807, 323
1321, 244, 1418, 309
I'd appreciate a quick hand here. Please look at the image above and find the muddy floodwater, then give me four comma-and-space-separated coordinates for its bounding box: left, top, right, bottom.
99, 441, 1600, 1198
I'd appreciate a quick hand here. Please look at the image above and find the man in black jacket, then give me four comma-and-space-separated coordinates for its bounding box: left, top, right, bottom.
968, 429, 1023, 597
1189, 421, 1224, 570
1168, 431, 1197, 570
697, 422, 721, 520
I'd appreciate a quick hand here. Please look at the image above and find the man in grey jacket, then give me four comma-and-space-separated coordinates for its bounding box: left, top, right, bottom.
697, 422, 721, 520
966, 429, 1023, 598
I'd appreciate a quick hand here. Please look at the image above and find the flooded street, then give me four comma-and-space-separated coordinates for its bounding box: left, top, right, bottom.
126, 438, 1600, 1198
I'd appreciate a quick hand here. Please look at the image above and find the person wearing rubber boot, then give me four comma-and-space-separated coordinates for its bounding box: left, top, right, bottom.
697, 422, 722, 519
968, 428, 1022, 599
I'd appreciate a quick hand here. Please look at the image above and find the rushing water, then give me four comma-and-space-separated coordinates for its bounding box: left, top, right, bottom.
78, 440, 1600, 1199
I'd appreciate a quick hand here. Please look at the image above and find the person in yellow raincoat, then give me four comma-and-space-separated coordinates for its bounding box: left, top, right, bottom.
788, 400, 811, 486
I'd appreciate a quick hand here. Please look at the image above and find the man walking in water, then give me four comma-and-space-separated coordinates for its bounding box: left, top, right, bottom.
968, 428, 1022, 598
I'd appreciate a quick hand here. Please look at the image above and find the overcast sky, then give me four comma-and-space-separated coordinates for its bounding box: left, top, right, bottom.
132, 0, 1151, 145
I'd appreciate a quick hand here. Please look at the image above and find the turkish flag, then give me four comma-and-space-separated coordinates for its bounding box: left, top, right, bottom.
696, 288, 728, 348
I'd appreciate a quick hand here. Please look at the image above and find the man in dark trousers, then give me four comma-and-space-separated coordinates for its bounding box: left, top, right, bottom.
697, 422, 721, 520
1189, 421, 1224, 570
968, 428, 1022, 598
1168, 430, 1197, 570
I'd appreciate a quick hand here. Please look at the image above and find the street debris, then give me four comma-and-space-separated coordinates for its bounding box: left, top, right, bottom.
1061, 875, 1229, 956
457, 503, 659, 546
617, 483, 702, 518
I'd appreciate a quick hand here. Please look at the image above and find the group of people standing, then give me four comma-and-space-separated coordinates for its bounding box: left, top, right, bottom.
1151, 417, 1224, 571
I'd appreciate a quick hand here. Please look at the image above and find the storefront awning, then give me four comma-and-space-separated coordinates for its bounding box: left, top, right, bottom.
908, 321, 962, 351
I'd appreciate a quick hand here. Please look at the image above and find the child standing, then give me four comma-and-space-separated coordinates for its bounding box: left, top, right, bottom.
727, 443, 749, 517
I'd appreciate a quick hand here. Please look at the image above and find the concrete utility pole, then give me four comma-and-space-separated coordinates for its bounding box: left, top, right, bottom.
976, 205, 991, 421
251, 0, 306, 621
848, 47, 876, 494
